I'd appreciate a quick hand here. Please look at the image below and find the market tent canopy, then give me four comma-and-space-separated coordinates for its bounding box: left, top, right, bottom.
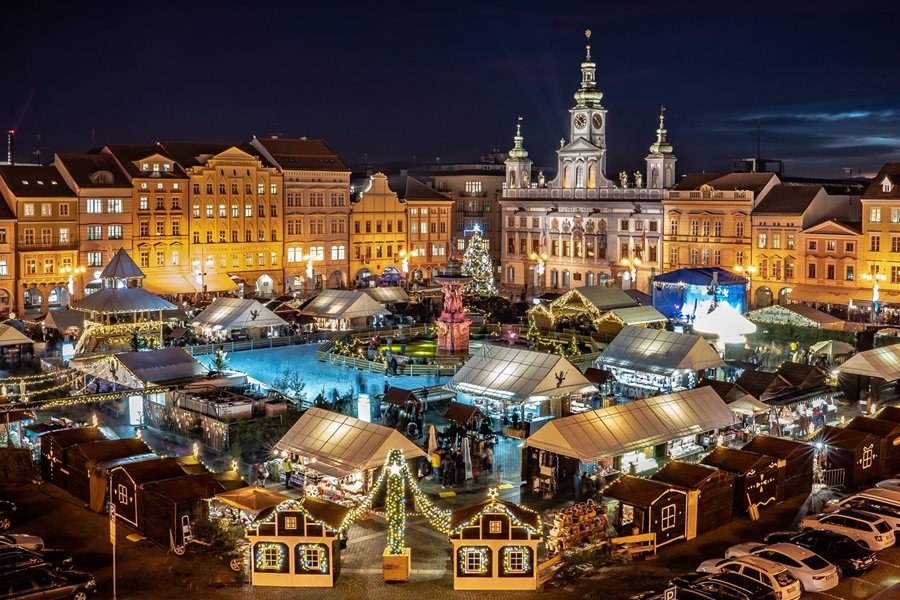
810, 340, 855, 356
204, 273, 239, 292
693, 304, 756, 342
524, 387, 736, 463
727, 395, 771, 416
274, 407, 426, 478
746, 303, 845, 330
597, 326, 724, 376
71, 287, 177, 314
142, 274, 200, 295
191, 297, 286, 330
43, 309, 85, 332
604, 306, 667, 326
300, 290, 391, 321
653, 267, 747, 287
215, 486, 289, 513
72, 347, 207, 388
838, 345, 900, 382
0, 324, 34, 347
446, 345, 595, 403
363, 286, 410, 304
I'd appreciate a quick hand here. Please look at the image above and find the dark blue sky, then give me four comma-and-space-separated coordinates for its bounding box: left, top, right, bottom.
3, 1, 899, 177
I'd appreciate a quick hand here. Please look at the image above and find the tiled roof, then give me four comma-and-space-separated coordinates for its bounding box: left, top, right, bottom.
0, 165, 77, 197
675, 172, 777, 195
159, 142, 275, 170
102, 144, 188, 179
55, 153, 131, 188
863, 163, 900, 199
388, 174, 452, 201
753, 184, 823, 215
252, 137, 349, 171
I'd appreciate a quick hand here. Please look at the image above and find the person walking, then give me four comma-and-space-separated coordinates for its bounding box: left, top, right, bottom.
431, 449, 442, 484
421, 387, 429, 412
256, 462, 268, 488
282, 455, 294, 489
483, 442, 494, 475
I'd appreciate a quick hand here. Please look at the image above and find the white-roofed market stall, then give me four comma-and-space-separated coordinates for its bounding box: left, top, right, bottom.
190, 297, 286, 339
837, 344, 900, 403
596, 326, 724, 397
274, 407, 426, 505
300, 289, 391, 330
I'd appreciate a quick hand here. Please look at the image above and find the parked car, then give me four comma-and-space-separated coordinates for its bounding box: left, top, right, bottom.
764, 529, 877, 577
697, 556, 802, 600
0, 566, 96, 599
874, 479, 900, 494
0, 501, 16, 530
825, 492, 900, 530
672, 571, 778, 600
731, 543, 838, 593
0, 546, 74, 573
0, 533, 44, 551
634, 588, 718, 600
799, 509, 895, 551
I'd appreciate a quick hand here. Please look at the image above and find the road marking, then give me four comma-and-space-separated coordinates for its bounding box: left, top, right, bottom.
876, 560, 900, 569
439, 491, 456, 497
126, 533, 145, 542
498, 483, 514, 489
812, 593, 845, 600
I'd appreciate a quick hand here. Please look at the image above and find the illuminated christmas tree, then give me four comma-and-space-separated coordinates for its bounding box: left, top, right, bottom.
461, 225, 497, 296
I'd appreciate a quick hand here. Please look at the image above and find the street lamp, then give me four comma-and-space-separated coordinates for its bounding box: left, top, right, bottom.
192, 258, 213, 295
60, 265, 86, 301
529, 251, 547, 293
620, 256, 642, 290
861, 271, 887, 323
301, 253, 322, 297
734, 264, 757, 307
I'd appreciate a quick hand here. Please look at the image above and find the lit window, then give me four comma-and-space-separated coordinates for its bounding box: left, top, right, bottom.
489, 521, 502, 534
870, 207, 882, 222
86, 199, 102, 214
117, 484, 129, 504
108, 225, 123, 240
140, 196, 149, 210
284, 517, 297, 530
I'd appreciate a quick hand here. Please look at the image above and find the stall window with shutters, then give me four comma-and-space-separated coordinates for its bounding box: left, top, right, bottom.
661, 504, 676, 531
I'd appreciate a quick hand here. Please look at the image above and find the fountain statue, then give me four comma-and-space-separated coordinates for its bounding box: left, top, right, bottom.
434, 257, 472, 354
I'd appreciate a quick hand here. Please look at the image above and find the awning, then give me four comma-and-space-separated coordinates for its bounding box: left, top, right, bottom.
204, 273, 239, 292
215, 486, 289, 513
383, 387, 415, 406
524, 387, 736, 463
727, 395, 771, 416
787, 284, 857, 304
143, 275, 200, 295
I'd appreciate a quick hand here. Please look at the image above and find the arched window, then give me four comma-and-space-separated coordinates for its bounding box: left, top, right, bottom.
509, 170, 517, 188
562, 164, 571, 189
651, 167, 660, 188
587, 163, 597, 188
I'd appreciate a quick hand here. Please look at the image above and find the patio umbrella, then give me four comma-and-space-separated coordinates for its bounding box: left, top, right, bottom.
215, 486, 290, 513
810, 340, 854, 357
427, 425, 437, 457
462, 437, 473, 481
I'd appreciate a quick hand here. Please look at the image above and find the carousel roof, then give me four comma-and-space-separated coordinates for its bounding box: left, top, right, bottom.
100, 248, 146, 280
524, 387, 736, 463
300, 289, 391, 320
71, 287, 176, 314
274, 407, 426, 479
598, 326, 724, 375
191, 297, 286, 330
447, 345, 595, 403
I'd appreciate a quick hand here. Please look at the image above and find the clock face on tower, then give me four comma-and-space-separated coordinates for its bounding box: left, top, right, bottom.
574, 113, 587, 129
592, 113, 603, 129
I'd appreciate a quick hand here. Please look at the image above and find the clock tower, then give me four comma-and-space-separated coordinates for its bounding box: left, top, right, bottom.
569, 30, 607, 150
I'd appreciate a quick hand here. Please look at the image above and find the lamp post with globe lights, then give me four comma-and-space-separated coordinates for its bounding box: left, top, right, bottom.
620, 256, 642, 290
861, 271, 887, 323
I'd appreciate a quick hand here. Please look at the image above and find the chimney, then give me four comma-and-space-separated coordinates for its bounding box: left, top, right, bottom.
6, 129, 14, 165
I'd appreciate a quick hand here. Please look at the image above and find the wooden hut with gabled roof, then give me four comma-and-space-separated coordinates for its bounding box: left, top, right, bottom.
742, 435, 814, 501
39, 426, 106, 490
246, 497, 349, 588
844, 416, 900, 478
141, 473, 230, 553
602, 475, 690, 547
813, 425, 882, 489
448, 494, 542, 591
650, 461, 735, 535
64, 438, 155, 510
701, 447, 780, 516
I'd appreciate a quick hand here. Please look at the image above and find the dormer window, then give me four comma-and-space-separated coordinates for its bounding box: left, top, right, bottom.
883, 177, 893, 193
141, 163, 149, 171
153, 163, 160, 172
88, 170, 113, 185
163, 163, 171, 172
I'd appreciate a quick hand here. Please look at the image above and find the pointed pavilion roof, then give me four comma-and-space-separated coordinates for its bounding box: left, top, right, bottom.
100, 248, 145, 280
648, 106, 675, 157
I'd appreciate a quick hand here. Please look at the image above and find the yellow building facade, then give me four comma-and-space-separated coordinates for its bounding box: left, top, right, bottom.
860, 163, 900, 305
349, 173, 407, 287
792, 219, 861, 307
390, 175, 453, 283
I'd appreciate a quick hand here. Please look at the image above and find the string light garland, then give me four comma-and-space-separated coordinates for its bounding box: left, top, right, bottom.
501, 546, 532, 574
448, 500, 542, 537
253, 542, 287, 572
458, 546, 490, 575
296, 543, 329, 573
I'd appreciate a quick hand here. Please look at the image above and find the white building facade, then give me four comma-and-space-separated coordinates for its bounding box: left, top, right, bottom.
500, 32, 676, 293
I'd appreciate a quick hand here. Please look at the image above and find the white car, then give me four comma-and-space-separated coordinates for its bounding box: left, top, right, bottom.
875, 479, 900, 494
746, 543, 839, 593
0, 532, 44, 551
697, 555, 802, 600
825, 491, 900, 530
800, 509, 895, 551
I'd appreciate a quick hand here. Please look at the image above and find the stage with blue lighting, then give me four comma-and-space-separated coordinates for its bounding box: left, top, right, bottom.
652, 267, 748, 322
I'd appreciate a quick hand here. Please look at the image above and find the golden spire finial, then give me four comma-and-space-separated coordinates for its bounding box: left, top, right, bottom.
585, 29, 592, 61
516, 115, 523, 136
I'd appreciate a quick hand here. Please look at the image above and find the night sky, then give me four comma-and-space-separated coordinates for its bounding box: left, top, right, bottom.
3, 1, 899, 177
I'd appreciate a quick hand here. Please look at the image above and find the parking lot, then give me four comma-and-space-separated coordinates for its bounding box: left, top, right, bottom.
3, 480, 900, 599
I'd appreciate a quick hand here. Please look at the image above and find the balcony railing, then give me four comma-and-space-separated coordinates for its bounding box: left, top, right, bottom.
460, 190, 488, 198
17, 238, 79, 250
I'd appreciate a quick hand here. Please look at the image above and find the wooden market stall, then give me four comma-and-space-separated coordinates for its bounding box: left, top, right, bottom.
776, 362, 827, 391
246, 497, 349, 588
650, 461, 735, 535
141, 473, 231, 553
109, 457, 190, 531
528, 286, 638, 331
299, 290, 390, 331
448, 496, 543, 591
813, 426, 883, 489
39, 427, 106, 490
601, 475, 690, 548
443, 401, 484, 425
741, 435, 814, 501
593, 305, 667, 337
64, 438, 155, 510
733, 370, 792, 403
700, 447, 780, 517
843, 416, 900, 478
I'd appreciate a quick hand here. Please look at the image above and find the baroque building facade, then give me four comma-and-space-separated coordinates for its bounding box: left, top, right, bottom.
500, 33, 675, 293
